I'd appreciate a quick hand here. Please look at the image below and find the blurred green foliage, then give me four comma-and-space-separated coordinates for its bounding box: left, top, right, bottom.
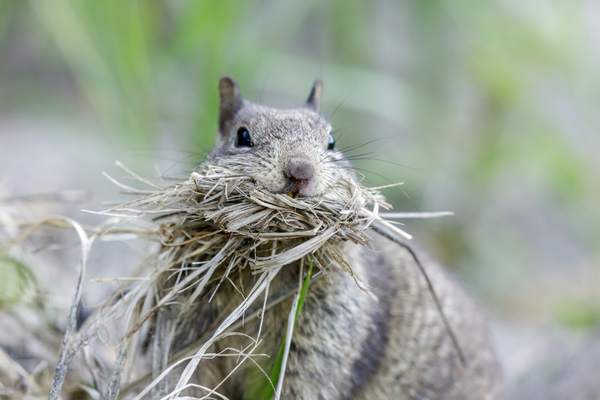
554, 297, 600, 329
0, 255, 37, 308
0, 0, 598, 321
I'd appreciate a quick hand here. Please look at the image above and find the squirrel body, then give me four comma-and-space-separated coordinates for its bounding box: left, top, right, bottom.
165, 77, 504, 399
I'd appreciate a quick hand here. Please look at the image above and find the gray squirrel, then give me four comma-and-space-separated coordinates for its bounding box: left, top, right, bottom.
161, 77, 504, 399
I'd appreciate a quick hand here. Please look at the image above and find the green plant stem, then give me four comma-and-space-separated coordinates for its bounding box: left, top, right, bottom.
262, 258, 313, 400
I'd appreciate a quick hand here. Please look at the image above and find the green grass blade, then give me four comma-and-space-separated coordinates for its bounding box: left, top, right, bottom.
262, 258, 313, 400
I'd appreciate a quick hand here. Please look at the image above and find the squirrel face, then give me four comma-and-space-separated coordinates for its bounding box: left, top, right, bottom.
208, 77, 351, 198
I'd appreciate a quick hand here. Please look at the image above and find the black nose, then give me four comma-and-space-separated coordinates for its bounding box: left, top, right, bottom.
287, 157, 314, 197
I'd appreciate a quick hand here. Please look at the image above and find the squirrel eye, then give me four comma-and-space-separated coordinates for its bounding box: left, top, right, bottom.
327, 134, 335, 151
235, 127, 253, 147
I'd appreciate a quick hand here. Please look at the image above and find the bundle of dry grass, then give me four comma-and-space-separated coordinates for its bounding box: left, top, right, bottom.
2, 160, 451, 400
48, 160, 413, 400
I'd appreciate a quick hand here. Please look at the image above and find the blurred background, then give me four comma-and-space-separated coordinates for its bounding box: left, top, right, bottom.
1, 0, 599, 395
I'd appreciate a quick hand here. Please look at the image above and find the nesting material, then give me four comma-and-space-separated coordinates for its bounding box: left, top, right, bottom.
122, 163, 406, 274
3, 160, 421, 400
80, 160, 411, 399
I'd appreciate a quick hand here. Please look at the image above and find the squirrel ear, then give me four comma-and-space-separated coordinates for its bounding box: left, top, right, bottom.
305, 79, 323, 113
218, 76, 243, 137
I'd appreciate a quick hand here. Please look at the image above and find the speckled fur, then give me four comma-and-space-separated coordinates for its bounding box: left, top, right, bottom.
169, 77, 504, 399
209, 77, 347, 198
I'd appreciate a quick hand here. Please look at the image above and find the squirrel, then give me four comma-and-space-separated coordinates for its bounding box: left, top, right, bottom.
159, 77, 505, 400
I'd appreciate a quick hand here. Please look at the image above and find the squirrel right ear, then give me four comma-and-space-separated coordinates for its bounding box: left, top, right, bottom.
218, 77, 244, 142
305, 79, 323, 113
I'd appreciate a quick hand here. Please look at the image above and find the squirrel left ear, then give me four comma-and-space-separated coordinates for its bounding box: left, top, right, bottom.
305, 79, 323, 113
217, 76, 244, 147
219, 77, 243, 131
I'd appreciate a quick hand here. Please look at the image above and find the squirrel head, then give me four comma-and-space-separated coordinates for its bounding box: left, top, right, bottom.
208, 76, 351, 198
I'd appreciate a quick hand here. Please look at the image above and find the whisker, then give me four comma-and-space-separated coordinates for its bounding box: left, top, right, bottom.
336, 166, 392, 184
333, 166, 376, 186
326, 87, 355, 124
329, 127, 353, 136
351, 158, 441, 171
336, 137, 394, 154
156, 152, 210, 183
329, 152, 378, 162
259, 71, 271, 104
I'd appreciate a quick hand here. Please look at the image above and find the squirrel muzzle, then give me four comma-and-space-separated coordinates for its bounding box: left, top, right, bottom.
287, 157, 314, 198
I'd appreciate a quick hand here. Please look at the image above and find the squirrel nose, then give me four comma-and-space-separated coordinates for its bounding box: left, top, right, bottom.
288, 158, 314, 181
287, 157, 314, 197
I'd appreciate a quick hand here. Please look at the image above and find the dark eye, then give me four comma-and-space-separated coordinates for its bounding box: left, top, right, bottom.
327, 134, 335, 151
236, 127, 253, 147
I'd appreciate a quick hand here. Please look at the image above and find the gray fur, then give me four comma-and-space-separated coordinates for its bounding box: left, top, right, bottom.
171, 77, 504, 399
209, 77, 345, 198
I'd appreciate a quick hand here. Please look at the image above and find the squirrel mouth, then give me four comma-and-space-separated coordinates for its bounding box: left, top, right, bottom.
287, 178, 306, 198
